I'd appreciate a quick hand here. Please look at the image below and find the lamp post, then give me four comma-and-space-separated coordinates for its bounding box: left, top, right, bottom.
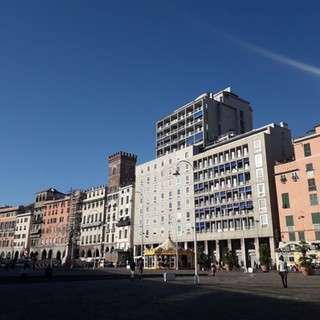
92, 222, 102, 270
169, 215, 179, 270
135, 191, 144, 259
173, 159, 199, 284
51, 224, 63, 268
298, 215, 306, 241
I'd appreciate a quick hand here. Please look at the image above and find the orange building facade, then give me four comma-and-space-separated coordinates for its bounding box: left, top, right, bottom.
40, 196, 71, 262
274, 125, 320, 266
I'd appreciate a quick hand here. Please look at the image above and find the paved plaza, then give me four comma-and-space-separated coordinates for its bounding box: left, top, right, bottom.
0, 267, 319, 320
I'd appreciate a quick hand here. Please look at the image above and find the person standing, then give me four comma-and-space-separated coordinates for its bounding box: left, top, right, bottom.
129, 260, 136, 281
137, 257, 144, 280
278, 255, 288, 288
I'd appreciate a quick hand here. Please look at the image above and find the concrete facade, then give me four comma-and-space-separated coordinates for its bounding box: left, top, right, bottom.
156, 87, 253, 158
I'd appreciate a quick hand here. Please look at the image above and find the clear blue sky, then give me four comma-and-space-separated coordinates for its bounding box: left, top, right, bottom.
1, 0, 320, 206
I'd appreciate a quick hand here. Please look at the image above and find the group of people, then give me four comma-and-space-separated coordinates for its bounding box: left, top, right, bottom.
129, 257, 144, 280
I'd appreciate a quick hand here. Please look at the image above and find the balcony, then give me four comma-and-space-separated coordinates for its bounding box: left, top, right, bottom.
117, 217, 131, 227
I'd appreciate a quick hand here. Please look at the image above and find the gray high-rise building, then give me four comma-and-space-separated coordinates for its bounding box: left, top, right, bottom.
156, 87, 253, 158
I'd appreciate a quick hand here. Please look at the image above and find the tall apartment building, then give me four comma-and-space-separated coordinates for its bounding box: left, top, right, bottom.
274, 124, 320, 265
29, 188, 84, 265
156, 87, 253, 158
0, 205, 25, 259
30, 188, 65, 256
134, 147, 196, 259
80, 185, 107, 261
40, 196, 71, 262
14, 206, 33, 258
135, 122, 294, 268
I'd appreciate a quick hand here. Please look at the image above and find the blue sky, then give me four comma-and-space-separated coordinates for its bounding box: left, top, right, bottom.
1, 0, 320, 206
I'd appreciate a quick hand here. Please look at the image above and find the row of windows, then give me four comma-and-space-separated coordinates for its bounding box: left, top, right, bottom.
0, 211, 16, 218
15, 225, 27, 231
82, 212, 103, 224
16, 217, 29, 223
288, 231, 320, 241
0, 221, 15, 229
282, 193, 319, 208
14, 234, 27, 239
82, 201, 104, 210
285, 212, 320, 226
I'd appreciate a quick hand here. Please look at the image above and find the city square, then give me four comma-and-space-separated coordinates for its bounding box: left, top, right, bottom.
1, 267, 319, 320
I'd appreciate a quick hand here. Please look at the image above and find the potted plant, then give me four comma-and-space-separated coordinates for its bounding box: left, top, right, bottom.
297, 241, 313, 275
222, 247, 237, 271
259, 243, 272, 272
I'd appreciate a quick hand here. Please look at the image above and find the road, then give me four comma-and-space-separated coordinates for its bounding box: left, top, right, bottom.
0, 267, 319, 320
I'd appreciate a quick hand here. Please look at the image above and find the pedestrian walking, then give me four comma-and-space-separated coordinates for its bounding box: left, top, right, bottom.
129, 260, 136, 281
137, 257, 144, 280
278, 255, 288, 288
20, 261, 29, 281
210, 262, 217, 276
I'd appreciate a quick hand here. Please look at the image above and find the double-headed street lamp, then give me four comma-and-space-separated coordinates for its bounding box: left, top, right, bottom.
173, 159, 199, 284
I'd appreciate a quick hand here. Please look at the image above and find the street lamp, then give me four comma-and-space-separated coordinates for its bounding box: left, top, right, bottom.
93, 222, 102, 270
51, 224, 63, 268
298, 215, 306, 241
135, 191, 144, 259
169, 215, 179, 271
173, 159, 199, 284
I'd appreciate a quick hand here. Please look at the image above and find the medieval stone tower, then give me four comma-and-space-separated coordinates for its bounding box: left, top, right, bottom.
107, 151, 137, 193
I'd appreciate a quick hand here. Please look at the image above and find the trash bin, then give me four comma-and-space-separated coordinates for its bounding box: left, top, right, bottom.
163, 272, 175, 281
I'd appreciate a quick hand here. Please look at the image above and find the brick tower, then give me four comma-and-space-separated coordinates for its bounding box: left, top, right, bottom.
107, 151, 137, 193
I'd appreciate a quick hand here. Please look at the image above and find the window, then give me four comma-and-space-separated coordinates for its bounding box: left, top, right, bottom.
298, 231, 305, 241
255, 154, 262, 168
311, 212, 320, 224
310, 194, 319, 206
308, 178, 316, 192
306, 163, 313, 172
282, 193, 290, 209
253, 139, 261, 153
257, 184, 265, 197
286, 215, 294, 227
260, 214, 268, 227
316, 231, 320, 241
289, 232, 296, 241
256, 168, 264, 182
304, 143, 311, 157
258, 198, 267, 213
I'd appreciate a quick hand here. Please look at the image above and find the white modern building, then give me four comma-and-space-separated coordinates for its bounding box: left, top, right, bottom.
134, 122, 294, 269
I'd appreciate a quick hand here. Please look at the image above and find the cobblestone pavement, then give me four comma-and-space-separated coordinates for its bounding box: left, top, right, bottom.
1, 268, 319, 320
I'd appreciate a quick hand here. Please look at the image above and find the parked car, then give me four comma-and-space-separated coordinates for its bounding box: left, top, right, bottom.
0, 259, 11, 269
98, 259, 114, 267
